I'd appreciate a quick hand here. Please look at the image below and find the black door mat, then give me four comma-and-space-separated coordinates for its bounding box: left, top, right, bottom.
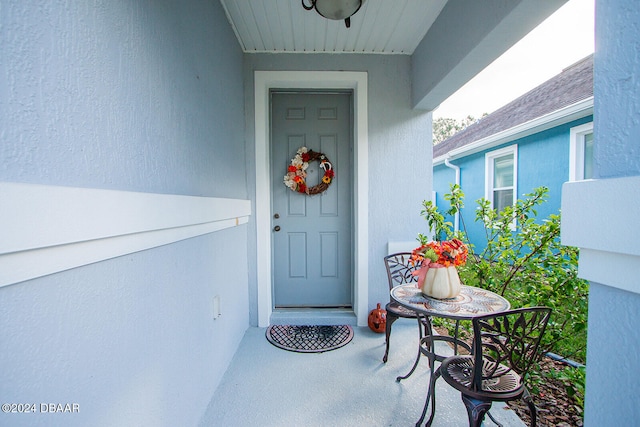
265, 325, 354, 353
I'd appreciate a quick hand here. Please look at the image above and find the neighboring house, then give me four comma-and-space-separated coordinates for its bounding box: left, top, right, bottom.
433, 55, 593, 249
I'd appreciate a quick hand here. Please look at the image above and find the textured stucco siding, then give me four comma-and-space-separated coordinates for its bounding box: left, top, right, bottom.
0, 1, 248, 426
581, 0, 640, 424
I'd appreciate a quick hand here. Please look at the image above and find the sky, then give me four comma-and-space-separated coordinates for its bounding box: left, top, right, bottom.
433, 0, 595, 121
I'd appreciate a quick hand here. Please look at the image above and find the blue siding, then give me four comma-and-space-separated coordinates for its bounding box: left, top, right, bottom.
517, 126, 569, 219
433, 115, 593, 252
433, 164, 456, 211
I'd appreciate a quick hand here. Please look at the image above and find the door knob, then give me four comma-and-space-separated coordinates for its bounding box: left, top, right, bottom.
273, 225, 281, 232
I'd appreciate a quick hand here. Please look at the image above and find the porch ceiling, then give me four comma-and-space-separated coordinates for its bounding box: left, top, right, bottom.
219, 0, 448, 54
220, 0, 569, 110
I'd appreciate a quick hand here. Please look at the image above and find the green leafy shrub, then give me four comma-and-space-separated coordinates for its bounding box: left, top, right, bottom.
420, 185, 589, 363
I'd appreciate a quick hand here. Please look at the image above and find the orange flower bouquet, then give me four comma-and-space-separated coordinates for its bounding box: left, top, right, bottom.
410, 239, 468, 299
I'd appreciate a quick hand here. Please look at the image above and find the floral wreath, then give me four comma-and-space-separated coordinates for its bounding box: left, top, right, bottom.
283, 147, 335, 195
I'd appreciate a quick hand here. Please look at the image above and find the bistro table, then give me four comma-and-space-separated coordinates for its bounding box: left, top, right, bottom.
390, 283, 511, 426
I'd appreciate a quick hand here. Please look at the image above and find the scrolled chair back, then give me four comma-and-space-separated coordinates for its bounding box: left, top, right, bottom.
470, 307, 552, 393
383, 252, 420, 290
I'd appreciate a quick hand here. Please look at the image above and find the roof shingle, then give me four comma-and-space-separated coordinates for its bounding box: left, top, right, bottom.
433, 54, 594, 159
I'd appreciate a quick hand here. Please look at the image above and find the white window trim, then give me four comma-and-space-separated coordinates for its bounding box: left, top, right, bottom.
569, 122, 594, 181
485, 145, 518, 211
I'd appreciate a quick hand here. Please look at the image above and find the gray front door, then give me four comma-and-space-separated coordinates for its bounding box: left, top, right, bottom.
271, 91, 353, 308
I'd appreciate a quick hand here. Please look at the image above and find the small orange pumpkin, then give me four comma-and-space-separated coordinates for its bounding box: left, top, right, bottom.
368, 303, 387, 333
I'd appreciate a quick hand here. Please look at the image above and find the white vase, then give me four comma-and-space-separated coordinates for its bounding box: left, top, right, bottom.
421, 265, 461, 299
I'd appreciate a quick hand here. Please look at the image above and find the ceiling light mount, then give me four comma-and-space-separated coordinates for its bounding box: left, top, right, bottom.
302, 0, 364, 28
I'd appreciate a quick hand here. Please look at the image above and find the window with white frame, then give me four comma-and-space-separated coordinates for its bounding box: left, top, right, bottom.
485, 146, 518, 215
569, 122, 594, 181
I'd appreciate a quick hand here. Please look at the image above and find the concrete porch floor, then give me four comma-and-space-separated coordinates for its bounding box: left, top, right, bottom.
199, 318, 526, 426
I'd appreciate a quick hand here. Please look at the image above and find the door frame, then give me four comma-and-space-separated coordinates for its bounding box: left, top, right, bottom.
254, 71, 369, 327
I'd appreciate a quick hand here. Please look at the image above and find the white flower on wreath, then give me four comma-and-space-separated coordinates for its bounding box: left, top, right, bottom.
284, 177, 296, 189
319, 159, 331, 171
291, 156, 304, 168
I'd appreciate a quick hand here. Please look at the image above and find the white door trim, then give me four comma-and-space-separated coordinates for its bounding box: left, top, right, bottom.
254, 71, 369, 327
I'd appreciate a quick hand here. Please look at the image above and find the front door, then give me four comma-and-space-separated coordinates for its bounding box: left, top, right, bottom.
271, 91, 353, 308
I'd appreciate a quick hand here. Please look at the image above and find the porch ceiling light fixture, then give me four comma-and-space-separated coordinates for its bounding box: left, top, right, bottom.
302, 0, 364, 28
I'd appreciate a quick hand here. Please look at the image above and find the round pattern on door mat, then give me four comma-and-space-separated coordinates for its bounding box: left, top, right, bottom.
265, 325, 354, 353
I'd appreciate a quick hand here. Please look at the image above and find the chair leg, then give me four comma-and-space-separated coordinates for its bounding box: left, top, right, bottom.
396, 317, 425, 382
461, 394, 492, 427
424, 367, 442, 427
522, 388, 538, 427
486, 410, 504, 427
383, 312, 399, 363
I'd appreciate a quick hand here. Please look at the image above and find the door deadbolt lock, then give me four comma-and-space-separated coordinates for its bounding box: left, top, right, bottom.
274, 213, 280, 219
273, 225, 281, 232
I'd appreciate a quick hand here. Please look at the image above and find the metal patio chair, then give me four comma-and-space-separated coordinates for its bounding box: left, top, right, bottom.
382, 252, 427, 363
426, 307, 552, 427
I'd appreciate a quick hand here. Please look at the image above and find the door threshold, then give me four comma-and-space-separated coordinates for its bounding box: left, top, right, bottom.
270, 308, 357, 326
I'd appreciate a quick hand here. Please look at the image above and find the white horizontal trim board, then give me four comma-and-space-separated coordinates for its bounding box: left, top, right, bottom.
0, 182, 251, 287
562, 176, 640, 294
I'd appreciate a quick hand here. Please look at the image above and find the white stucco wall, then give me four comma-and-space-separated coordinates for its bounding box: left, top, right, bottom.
0, 1, 249, 426
243, 54, 432, 325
